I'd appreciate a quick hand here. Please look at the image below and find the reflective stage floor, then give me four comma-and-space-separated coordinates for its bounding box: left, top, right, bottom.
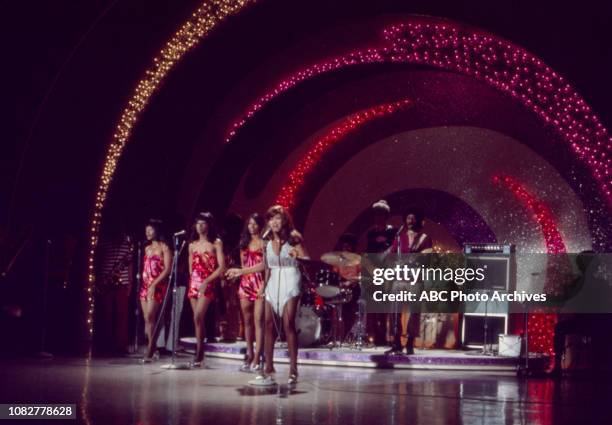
1, 355, 610, 425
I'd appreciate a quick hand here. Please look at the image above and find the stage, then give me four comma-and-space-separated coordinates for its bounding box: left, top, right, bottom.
1, 355, 609, 425
180, 338, 549, 373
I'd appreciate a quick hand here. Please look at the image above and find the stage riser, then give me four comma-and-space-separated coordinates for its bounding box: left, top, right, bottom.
180, 338, 548, 373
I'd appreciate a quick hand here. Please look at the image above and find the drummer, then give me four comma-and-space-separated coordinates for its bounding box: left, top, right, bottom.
333, 233, 360, 282
332, 233, 361, 339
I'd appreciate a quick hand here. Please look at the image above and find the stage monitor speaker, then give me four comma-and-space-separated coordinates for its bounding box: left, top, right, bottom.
465, 255, 512, 291
461, 243, 516, 348
462, 314, 507, 348
463, 254, 513, 315
462, 243, 516, 297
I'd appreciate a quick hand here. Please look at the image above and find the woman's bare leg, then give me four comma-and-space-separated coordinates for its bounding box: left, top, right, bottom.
252, 298, 264, 367
282, 296, 299, 376
191, 297, 213, 362
263, 301, 276, 374
239, 298, 254, 363
141, 299, 161, 358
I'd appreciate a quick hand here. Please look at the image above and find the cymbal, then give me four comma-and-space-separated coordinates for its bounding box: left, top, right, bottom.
296, 257, 329, 269
320, 251, 361, 268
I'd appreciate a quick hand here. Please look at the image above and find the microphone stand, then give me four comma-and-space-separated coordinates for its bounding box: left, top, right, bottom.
479, 292, 494, 355
387, 225, 404, 356
517, 272, 539, 376
516, 301, 531, 376
161, 235, 190, 370
130, 241, 143, 356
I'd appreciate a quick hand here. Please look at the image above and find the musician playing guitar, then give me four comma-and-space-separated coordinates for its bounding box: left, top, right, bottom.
386, 208, 433, 355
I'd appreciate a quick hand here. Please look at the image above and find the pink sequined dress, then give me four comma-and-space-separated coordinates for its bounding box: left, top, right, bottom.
188, 251, 218, 300
140, 253, 168, 303
238, 248, 264, 302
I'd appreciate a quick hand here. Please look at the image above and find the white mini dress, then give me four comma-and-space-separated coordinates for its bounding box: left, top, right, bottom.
264, 241, 301, 315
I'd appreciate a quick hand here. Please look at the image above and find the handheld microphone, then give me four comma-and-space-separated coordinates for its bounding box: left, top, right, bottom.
262, 228, 271, 239
173, 229, 187, 237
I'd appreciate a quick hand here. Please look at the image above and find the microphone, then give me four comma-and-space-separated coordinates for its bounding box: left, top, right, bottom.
262, 228, 271, 239
173, 230, 187, 237
393, 224, 405, 256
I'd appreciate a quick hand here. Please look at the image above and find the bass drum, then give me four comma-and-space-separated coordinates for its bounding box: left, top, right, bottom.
296, 305, 322, 347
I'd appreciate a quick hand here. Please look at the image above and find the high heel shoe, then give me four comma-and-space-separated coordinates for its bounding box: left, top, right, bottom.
248, 373, 276, 387
140, 350, 159, 364
287, 373, 298, 385
189, 359, 204, 369
190, 349, 205, 368
189, 356, 204, 369
240, 354, 253, 372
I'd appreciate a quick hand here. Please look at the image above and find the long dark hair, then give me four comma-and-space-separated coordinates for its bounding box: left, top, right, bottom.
239, 213, 265, 250
190, 212, 219, 242
264, 205, 301, 246
145, 218, 167, 245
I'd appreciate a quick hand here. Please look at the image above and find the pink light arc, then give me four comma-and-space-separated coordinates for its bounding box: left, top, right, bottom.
274, 99, 412, 210
226, 21, 612, 206
494, 174, 567, 355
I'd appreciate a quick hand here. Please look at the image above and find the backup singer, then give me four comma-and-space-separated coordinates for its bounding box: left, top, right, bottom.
188, 212, 225, 367
140, 219, 172, 362
227, 205, 308, 385
236, 213, 265, 372
386, 209, 432, 355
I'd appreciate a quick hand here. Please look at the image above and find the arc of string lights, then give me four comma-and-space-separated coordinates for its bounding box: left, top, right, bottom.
226, 22, 611, 205
274, 99, 412, 210
494, 174, 567, 354
86, 0, 256, 337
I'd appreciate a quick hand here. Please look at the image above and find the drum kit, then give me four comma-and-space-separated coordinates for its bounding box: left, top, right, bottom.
295, 251, 368, 349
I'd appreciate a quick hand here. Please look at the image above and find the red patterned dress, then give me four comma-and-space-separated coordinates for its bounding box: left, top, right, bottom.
238, 248, 264, 302
140, 253, 168, 303
188, 251, 218, 300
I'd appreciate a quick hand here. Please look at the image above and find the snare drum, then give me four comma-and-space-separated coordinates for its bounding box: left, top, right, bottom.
315, 269, 341, 298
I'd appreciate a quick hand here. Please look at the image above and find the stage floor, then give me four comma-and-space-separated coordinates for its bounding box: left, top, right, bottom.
1, 355, 610, 425
180, 338, 549, 373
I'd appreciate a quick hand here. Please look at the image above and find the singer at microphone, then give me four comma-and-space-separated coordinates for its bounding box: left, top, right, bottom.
385, 208, 433, 356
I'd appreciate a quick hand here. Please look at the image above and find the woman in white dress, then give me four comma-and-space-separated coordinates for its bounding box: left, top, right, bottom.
227, 205, 307, 384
